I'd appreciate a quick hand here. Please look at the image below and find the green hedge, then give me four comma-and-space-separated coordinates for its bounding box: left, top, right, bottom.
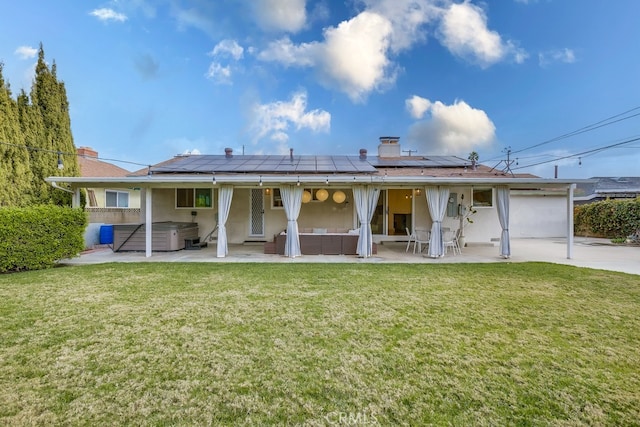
0, 206, 87, 273
574, 198, 640, 238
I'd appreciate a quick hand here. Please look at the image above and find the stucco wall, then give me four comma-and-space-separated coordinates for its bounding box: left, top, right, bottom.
140, 186, 569, 245
510, 192, 568, 238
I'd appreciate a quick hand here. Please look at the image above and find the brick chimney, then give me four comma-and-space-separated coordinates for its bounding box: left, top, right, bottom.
77, 146, 98, 158
225, 147, 233, 158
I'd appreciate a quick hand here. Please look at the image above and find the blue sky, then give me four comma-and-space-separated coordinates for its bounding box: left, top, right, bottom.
1, 0, 639, 178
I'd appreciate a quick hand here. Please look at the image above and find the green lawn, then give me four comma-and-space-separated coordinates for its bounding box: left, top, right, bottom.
1, 263, 639, 426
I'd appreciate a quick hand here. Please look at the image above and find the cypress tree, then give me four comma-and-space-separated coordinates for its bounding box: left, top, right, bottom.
17, 89, 48, 202
30, 44, 79, 205
0, 63, 34, 206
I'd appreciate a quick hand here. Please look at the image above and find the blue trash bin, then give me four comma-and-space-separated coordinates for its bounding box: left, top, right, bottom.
99, 224, 114, 245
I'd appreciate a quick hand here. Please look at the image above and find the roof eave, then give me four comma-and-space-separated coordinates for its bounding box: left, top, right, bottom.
46, 175, 590, 189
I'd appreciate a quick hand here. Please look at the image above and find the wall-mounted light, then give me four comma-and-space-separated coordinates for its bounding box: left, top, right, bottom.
265, 188, 271, 195
415, 188, 422, 196
57, 151, 64, 170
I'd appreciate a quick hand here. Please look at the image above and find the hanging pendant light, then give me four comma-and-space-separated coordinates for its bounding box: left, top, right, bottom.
316, 188, 329, 202
332, 190, 346, 203
302, 190, 312, 203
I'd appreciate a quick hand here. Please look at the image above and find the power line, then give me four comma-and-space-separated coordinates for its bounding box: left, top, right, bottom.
0, 140, 151, 168
511, 136, 640, 170
483, 105, 640, 163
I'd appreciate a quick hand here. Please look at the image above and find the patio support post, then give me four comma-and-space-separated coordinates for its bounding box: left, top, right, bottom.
567, 184, 575, 259
72, 188, 81, 208
145, 187, 152, 258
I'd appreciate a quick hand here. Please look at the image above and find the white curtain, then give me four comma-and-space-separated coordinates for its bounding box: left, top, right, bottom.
427, 186, 450, 258
497, 185, 511, 258
216, 185, 234, 258
353, 185, 380, 257
280, 185, 303, 257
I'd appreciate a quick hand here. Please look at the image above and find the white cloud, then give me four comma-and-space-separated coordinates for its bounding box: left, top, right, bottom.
174, 7, 215, 37
250, 91, 331, 143
89, 8, 128, 22
405, 95, 432, 119
318, 11, 395, 102
257, 37, 317, 67
210, 39, 244, 60
539, 48, 576, 67
359, 0, 440, 52
407, 98, 496, 155
252, 0, 307, 33
14, 46, 37, 60
207, 40, 244, 84
205, 62, 232, 84
259, 11, 395, 102
437, 1, 526, 68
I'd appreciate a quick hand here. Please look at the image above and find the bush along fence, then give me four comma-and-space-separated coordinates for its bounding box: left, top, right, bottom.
574, 198, 640, 240
0, 206, 87, 273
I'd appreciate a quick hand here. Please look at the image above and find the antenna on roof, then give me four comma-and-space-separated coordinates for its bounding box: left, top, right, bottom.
402, 149, 417, 156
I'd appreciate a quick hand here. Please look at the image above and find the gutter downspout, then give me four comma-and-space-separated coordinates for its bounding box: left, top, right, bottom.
50, 181, 74, 193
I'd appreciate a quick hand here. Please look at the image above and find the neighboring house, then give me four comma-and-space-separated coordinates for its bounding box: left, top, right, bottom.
49, 137, 583, 258
77, 146, 141, 211
77, 147, 142, 248
574, 177, 640, 205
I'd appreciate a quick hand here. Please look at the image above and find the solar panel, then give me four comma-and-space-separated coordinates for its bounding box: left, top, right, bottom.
151, 153, 467, 174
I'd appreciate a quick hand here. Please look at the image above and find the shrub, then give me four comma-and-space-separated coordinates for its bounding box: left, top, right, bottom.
0, 205, 87, 273
574, 198, 640, 238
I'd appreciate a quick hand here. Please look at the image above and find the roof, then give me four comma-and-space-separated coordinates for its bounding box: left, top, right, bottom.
574, 177, 640, 200
78, 155, 132, 177
50, 152, 588, 190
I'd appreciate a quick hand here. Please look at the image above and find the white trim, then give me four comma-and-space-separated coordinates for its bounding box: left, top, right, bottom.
46, 175, 589, 188
567, 184, 575, 259
145, 188, 152, 258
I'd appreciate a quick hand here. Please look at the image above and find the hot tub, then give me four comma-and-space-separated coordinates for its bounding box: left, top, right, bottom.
113, 222, 199, 252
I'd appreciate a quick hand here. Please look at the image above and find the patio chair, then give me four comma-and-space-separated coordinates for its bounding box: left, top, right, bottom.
413, 229, 430, 254
443, 228, 461, 255
405, 227, 416, 252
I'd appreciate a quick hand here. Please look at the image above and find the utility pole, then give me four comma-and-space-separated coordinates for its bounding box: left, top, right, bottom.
489, 146, 515, 176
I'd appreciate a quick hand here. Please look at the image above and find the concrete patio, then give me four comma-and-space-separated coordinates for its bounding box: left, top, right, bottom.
62, 237, 640, 276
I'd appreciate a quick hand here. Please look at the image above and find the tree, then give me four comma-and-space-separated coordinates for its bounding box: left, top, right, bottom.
0, 63, 34, 206
30, 44, 79, 205
17, 89, 48, 201
468, 151, 479, 170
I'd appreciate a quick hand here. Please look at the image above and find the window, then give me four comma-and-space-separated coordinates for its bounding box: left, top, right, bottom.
472, 188, 493, 207
271, 188, 283, 209
176, 188, 213, 208
105, 190, 129, 208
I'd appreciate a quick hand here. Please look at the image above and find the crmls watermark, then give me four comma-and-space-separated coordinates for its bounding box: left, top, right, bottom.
324, 411, 379, 426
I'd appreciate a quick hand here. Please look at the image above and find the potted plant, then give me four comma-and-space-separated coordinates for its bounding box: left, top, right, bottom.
457, 199, 476, 247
